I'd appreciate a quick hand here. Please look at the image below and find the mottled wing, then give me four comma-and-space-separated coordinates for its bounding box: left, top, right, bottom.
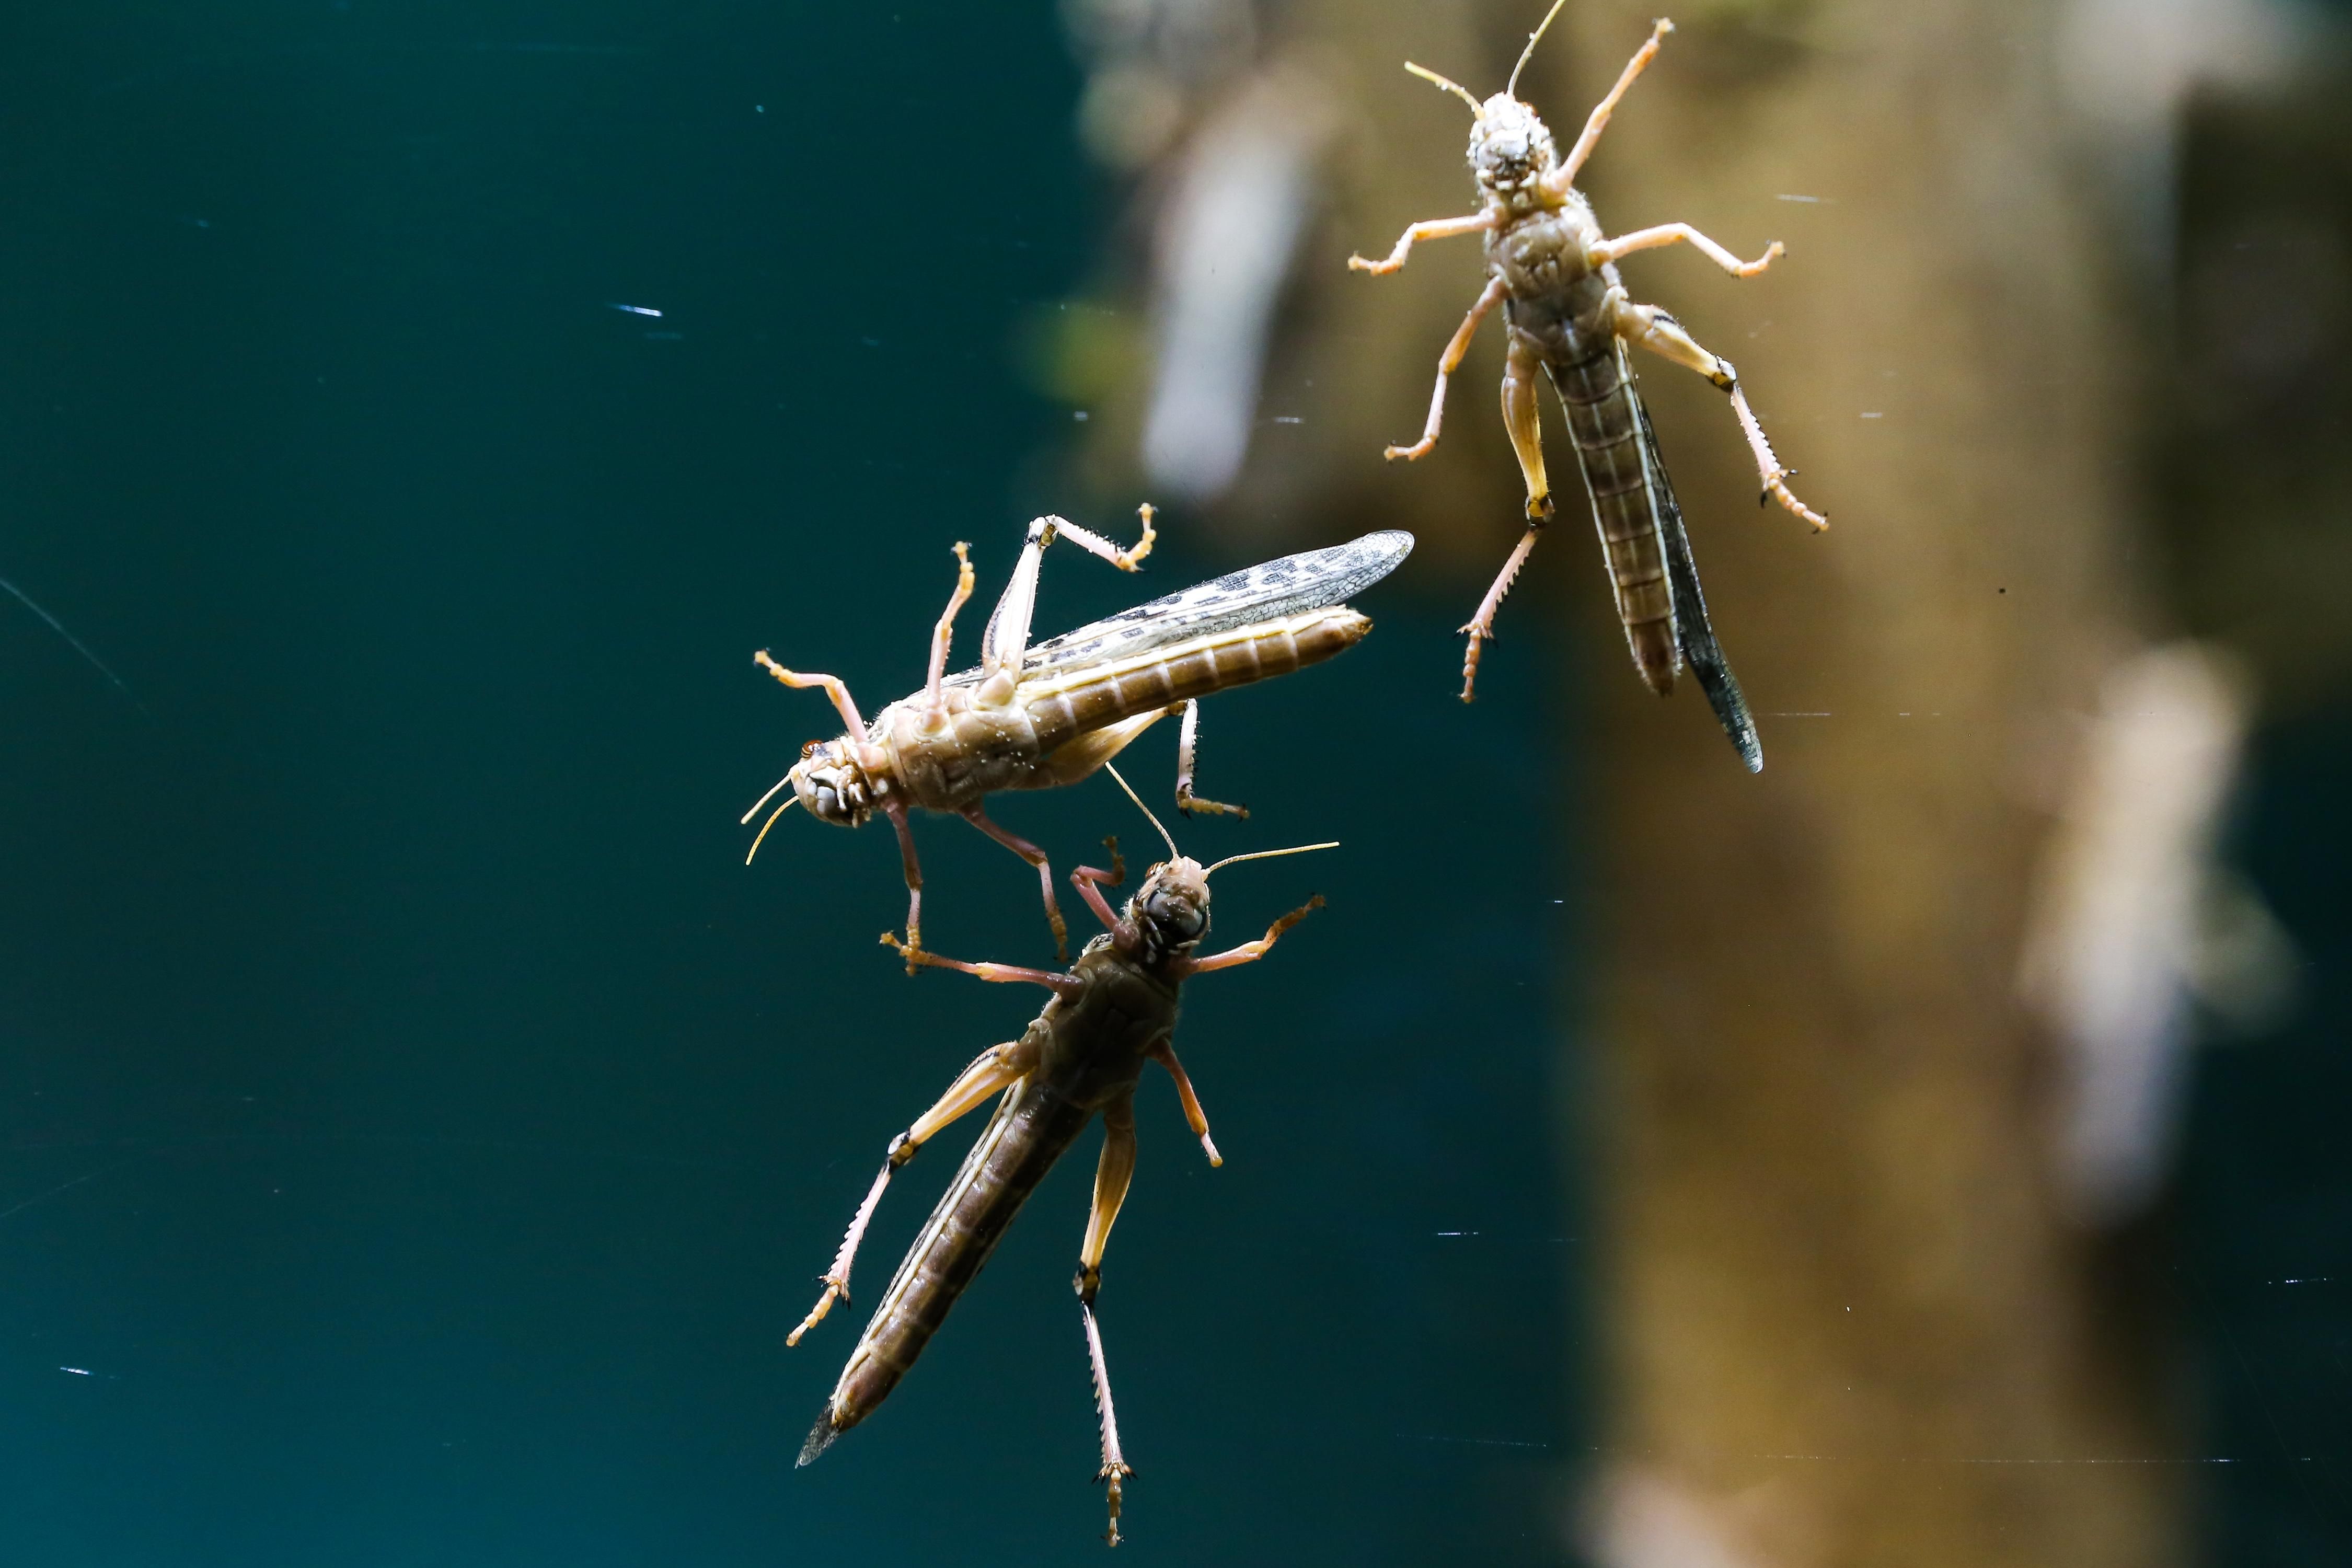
1639, 390, 1763, 773
946, 530, 1414, 687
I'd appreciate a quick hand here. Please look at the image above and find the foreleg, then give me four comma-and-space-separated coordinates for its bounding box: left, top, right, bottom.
1460, 339, 1553, 702
1610, 294, 1827, 530
1590, 222, 1783, 278
787, 1034, 1040, 1345
1386, 276, 1507, 463
963, 805, 1070, 961
1070, 838, 1129, 937
1172, 894, 1324, 977
1347, 212, 1495, 276
1173, 700, 1247, 819
753, 652, 868, 737
1075, 1097, 1138, 1544
1148, 1042, 1221, 1167
1553, 18, 1673, 190
921, 541, 976, 730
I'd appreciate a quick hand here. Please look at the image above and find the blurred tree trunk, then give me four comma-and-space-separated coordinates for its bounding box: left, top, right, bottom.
1549, 2, 2181, 1564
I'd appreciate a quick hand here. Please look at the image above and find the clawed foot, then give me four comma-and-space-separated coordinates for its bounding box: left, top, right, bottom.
1102, 1466, 1133, 1547
787, 1275, 849, 1347
881, 929, 925, 975
1761, 469, 1828, 531
1458, 623, 1493, 704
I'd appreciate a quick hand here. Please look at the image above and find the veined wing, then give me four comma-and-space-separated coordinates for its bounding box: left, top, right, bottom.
946, 530, 1413, 688
1637, 387, 1763, 773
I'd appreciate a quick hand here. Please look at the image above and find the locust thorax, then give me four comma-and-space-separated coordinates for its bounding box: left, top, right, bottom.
1469, 94, 1559, 212
1124, 857, 1211, 967
790, 738, 884, 828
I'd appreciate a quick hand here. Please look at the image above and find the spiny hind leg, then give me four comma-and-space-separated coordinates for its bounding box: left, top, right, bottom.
1387, 276, 1507, 463
1590, 222, 1783, 278
1076, 1096, 1138, 1544
976, 509, 1156, 699
963, 805, 1069, 961
1610, 294, 1827, 530
1555, 18, 1675, 189
787, 1036, 1040, 1345
922, 541, 976, 726
1173, 701, 1247, 819
1462, 341, 1554, 702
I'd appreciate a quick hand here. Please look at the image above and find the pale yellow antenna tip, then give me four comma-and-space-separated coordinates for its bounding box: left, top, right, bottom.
1102, 762, 1180, 863
1507, 0, 1571, 99
1203, 841, 1340, 879
1404, 61, 1482, 114
745, 793, 799, 864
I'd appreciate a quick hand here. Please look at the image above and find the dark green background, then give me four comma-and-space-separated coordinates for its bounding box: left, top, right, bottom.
0, 4, 1576, 1563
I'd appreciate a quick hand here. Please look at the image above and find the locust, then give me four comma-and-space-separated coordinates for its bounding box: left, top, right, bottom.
745, 509, 1408, 961
1350, 3, 1826, 768
788, 769, 1332, 1546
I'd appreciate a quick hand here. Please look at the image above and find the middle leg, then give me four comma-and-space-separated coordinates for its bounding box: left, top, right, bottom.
1148, 1042, 1222, 1167
1610, 295, 1828, 530
1173, 701, 1247, 819
963, 805, 1070, 961
1589, 222, 1784, 278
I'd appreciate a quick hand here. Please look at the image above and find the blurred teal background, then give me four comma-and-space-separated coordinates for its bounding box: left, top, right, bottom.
0, 3, 1578, 1562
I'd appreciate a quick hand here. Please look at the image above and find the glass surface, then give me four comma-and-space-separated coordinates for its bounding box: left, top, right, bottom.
2, 4, 2346, 1565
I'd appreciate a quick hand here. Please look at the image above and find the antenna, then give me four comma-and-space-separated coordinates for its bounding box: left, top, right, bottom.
1203, 841, 1339, 879
1404, 62, 1482, 114
1507, 0, 1569, 99
741, 770, 794, 826
1102, 762, 1180, 862
744, 793, 799, 864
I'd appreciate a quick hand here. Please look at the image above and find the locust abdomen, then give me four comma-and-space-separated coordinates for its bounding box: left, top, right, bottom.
886, 607, 1371, 810
803, 1081, 1092, 1461
1555, 339, 1678, 694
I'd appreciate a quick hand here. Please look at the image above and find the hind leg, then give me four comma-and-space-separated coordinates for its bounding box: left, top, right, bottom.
1075, 1097, 1139, 1544
1610, 294, 1827, 530
1461, 339, 1554, 702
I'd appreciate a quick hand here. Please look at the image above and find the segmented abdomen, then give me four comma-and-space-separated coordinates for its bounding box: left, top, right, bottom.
1551, 337, 1678, 694
824, 1080, 1091, 1435
1023, 607, 1367, 745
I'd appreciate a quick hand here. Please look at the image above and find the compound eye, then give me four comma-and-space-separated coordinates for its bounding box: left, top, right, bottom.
801, 739, 822, 759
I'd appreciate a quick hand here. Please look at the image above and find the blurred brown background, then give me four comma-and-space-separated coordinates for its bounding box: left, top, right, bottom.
1039, 0, 2352, 1561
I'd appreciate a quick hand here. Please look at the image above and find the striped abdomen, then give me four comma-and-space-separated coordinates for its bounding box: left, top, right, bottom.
1551, 337, 1678, 694
815, 1080, 1092, 1445
1021, 607, 1367, 744
889, 607, 1369, 810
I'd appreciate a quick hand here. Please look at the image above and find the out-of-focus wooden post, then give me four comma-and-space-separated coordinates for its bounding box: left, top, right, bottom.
1545, 2, 2181, 1564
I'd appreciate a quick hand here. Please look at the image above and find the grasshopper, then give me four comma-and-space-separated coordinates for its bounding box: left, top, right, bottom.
1350, 4, 1826, 768
746, 510, 1408, 961
788, 769, 1333, 1546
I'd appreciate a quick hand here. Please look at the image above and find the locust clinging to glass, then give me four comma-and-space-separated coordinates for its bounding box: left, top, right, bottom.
745, 509, 1408, 961
1350, 5, 1826, 769
788, 772, 1332, 1546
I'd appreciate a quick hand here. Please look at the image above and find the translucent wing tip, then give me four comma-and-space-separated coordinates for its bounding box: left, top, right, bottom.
1355, 528, 1415, 570
797, 1407, 844, 1466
